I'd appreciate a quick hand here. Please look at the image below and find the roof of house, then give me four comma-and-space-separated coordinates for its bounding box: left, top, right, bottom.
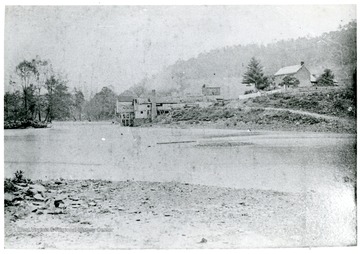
118, 96, 134, 102
274, 65, 303, 76
135, 98, 152, 104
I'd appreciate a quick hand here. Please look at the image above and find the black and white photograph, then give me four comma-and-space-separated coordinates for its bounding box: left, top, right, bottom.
2, 2, 357, 250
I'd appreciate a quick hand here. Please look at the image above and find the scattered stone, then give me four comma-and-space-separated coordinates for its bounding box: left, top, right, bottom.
26, 189, 37, 197
47, 209, 66, 215
32, 201, 45, 207
13, 191, 24, 196
12, 183, 28, 192
164, 214, 171, 217
136, 219, 141, 221
69, 196, 79, 201
38, 205, 48, 210
54, 200, 64, 208
117, 207, 125, 211
88, 202, 97, 207
12, 213, 20, 219
70, 218, 80, 223
17, 182, 28, 187
100, 208, 111, 214
199, 238, 207, 244
33, 194, 45, 201
81, 183, 89, 188
29, 184, 46, 194
36, 210, 44, 215
58, 202, 67, 209
13, 201, 22, 206
71, 202, 81, 208
54, 181, 63, 185
80, 221, 91, 225
5, 193, 16, 204
28, 205, 38, 213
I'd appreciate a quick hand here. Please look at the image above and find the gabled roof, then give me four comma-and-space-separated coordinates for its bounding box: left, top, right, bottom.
274, 65, 303, 76
118, 96, 134, 102
136, 98, 152, 104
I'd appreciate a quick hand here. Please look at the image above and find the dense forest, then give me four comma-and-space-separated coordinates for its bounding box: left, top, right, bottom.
124, 21, 356, 97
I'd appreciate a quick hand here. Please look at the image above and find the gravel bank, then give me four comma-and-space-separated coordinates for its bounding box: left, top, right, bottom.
4, 179, 356, 249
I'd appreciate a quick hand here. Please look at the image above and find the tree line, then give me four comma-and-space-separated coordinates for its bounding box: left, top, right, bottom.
5, 57, 122, 124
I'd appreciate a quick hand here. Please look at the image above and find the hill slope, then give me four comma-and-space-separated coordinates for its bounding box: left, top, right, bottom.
151, 87, 356, 133
140, 21, 356, 96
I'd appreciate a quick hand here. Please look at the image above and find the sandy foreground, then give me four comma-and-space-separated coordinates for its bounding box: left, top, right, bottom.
4, 178, 356, 249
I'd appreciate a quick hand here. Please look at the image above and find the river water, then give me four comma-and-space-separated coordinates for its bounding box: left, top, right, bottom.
4, 121, 356, 194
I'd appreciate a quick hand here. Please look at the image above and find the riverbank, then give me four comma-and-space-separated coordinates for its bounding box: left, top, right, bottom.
4, 178, 356, 249
146, 108, 356, 134
4, 120, 48, 129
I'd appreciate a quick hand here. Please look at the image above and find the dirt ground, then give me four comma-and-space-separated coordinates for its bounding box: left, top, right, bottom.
4, 179, 356, 249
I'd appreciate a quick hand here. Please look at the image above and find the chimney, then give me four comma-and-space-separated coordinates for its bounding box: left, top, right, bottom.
300, 61, 304, 66
150, 89, 157, 121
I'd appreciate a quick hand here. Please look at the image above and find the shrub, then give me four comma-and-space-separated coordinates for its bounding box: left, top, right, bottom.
279, 75, 300, 87
14, 170, 24, 183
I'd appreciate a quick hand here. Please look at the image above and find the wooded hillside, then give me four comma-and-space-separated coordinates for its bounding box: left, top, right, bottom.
132, 21, 356, 96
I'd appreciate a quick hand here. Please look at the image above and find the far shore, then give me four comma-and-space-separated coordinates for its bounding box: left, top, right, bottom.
143, 118, 356, 134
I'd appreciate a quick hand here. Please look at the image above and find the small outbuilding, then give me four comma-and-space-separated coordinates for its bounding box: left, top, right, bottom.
202, 84, 221, 96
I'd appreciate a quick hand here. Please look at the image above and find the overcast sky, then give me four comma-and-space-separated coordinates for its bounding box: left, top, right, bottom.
4, 5, 356, 94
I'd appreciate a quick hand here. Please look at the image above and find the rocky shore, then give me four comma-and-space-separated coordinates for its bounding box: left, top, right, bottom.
5, 177, 314, 249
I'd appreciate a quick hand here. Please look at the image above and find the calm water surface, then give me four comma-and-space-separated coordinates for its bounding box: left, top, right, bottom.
4, 121, 356, 193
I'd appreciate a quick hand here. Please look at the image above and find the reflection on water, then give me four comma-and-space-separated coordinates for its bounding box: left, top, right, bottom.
4, 121, 356, 193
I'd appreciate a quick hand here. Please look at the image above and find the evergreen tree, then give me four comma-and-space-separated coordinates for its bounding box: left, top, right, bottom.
242, 57, 269, 90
